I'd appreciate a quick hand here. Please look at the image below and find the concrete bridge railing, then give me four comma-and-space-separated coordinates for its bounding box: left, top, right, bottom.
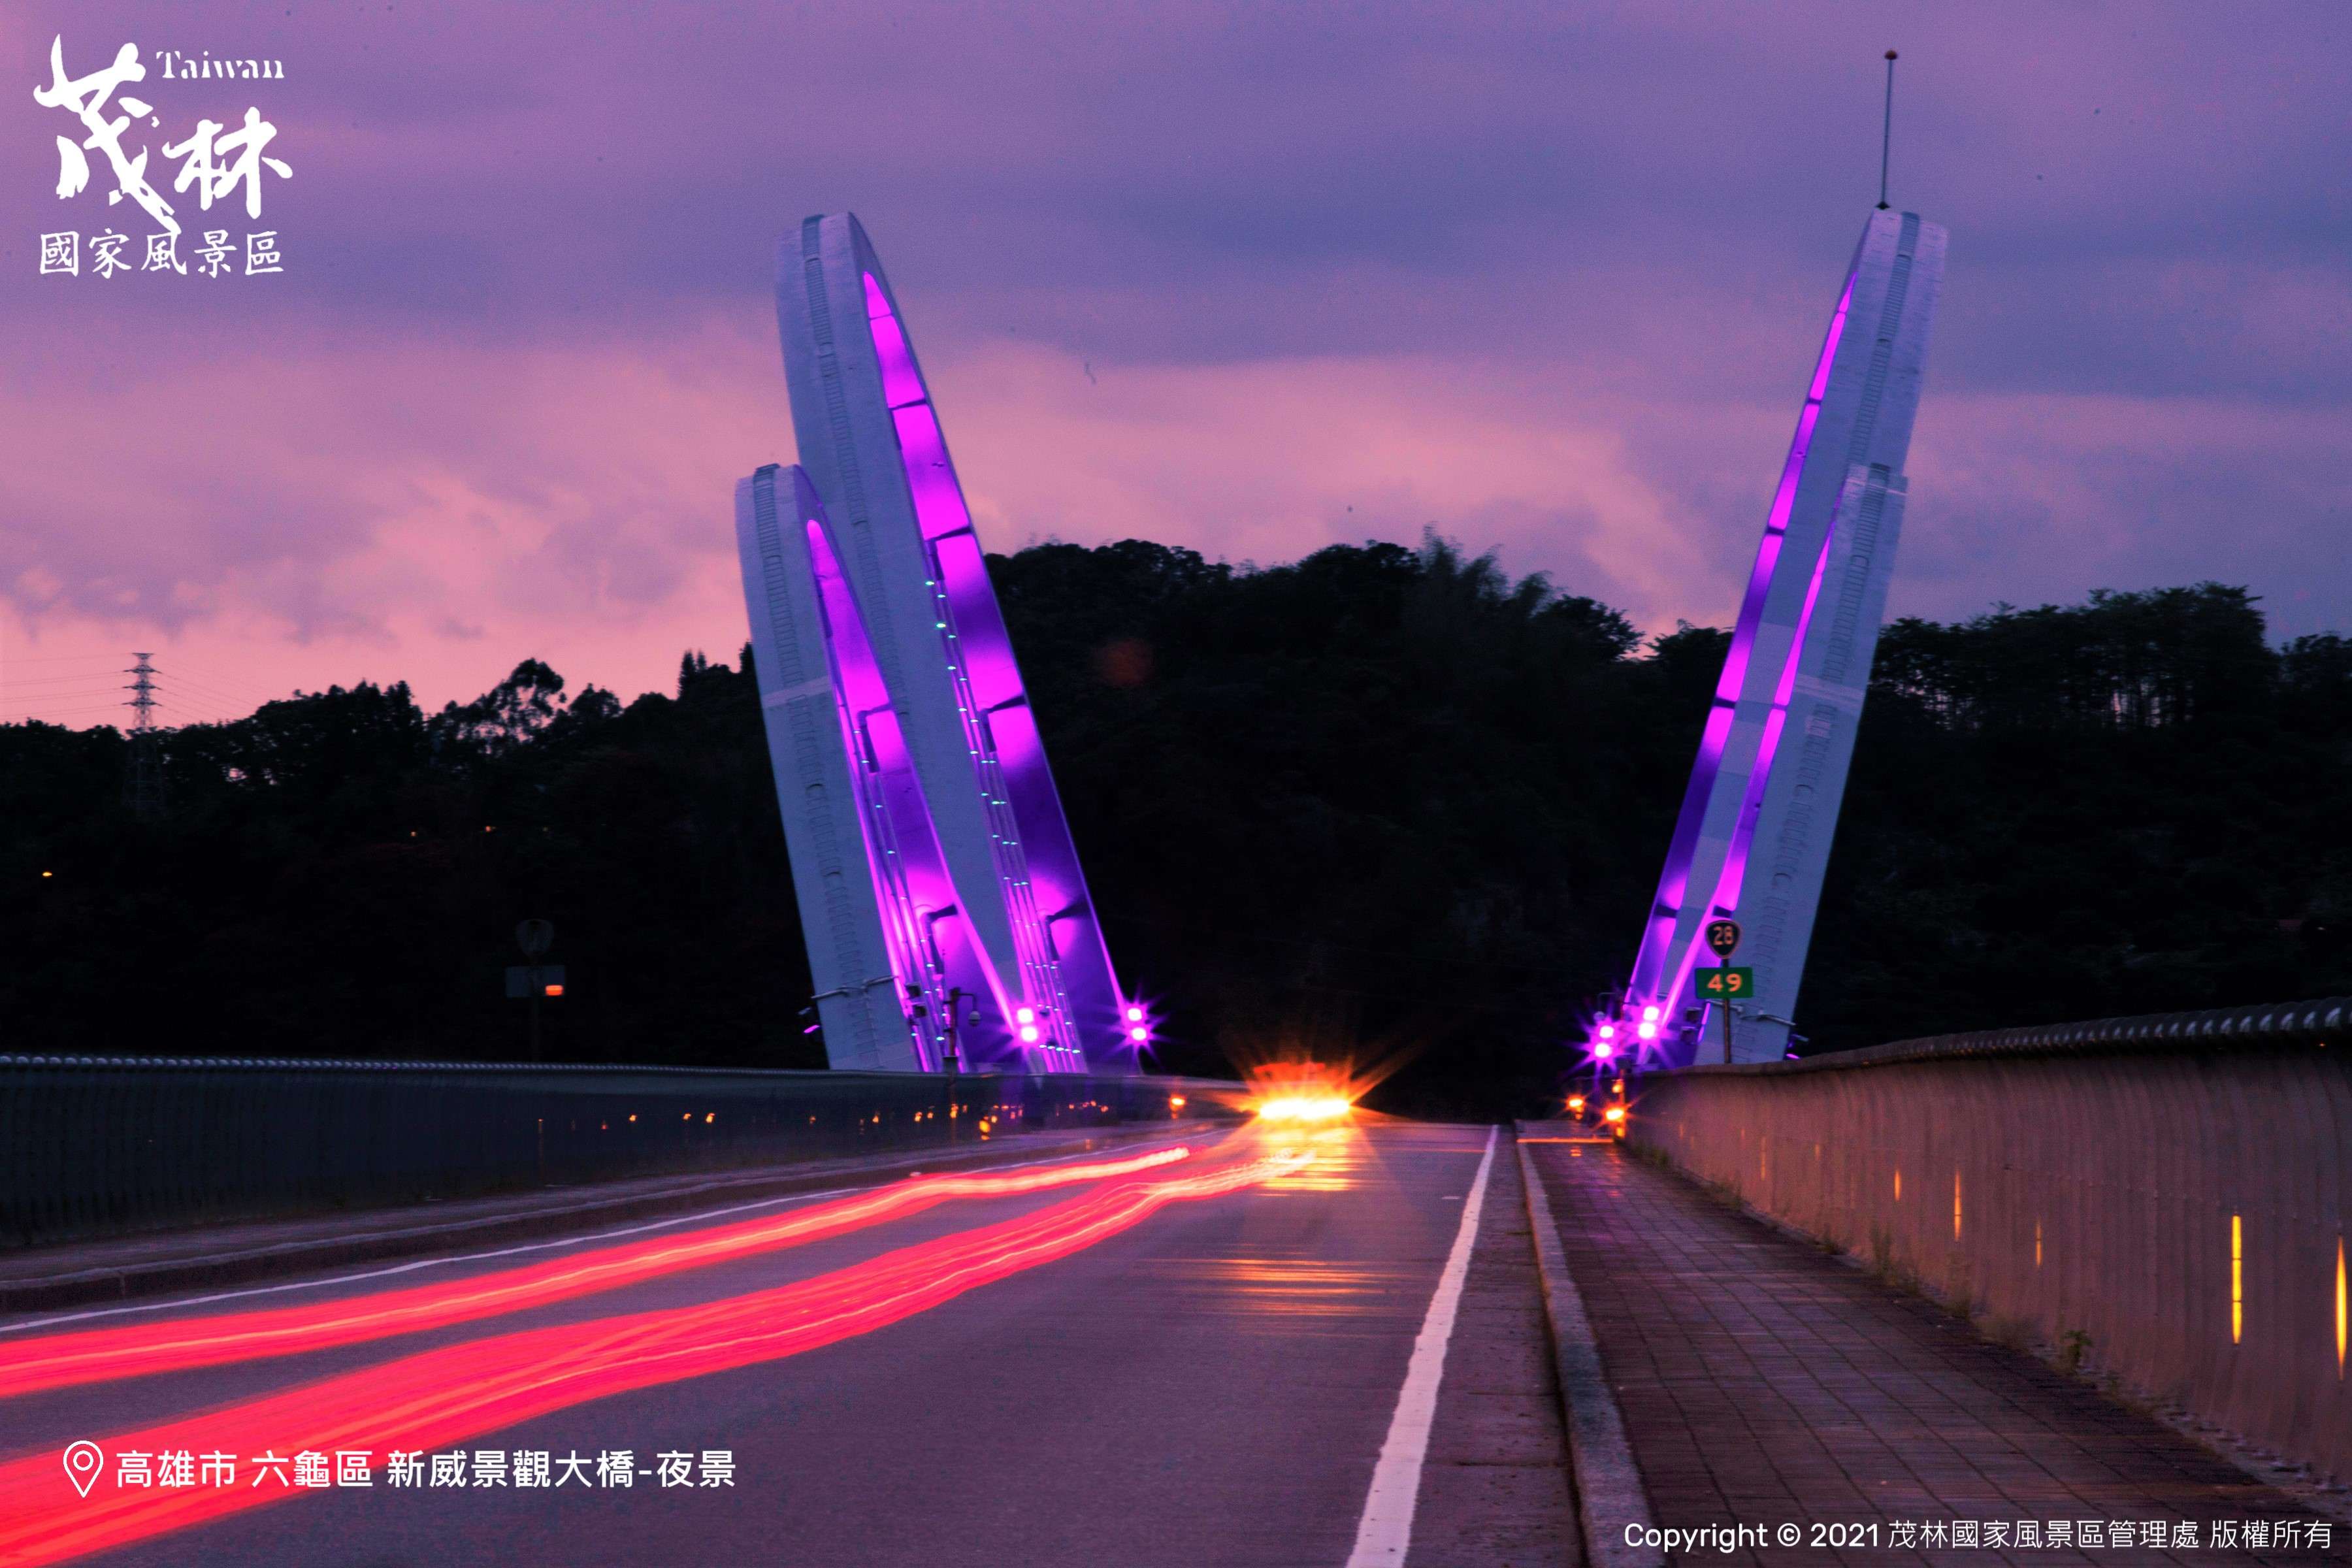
0, 1056, 1240, 1251
1624, 998, 2352, 1484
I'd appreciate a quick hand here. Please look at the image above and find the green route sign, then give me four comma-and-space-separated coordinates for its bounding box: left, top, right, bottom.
1695, 966, 1753, 1002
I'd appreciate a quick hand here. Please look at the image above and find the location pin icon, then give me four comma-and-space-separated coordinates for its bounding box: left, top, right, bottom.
63, 1441, 103, 1499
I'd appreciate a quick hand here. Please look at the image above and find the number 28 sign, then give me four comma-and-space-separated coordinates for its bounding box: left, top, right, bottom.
1695, 966, 1753, 1000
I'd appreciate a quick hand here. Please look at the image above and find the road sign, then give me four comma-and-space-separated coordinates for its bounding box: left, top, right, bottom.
1703, 919, 1742, 957
1694, 966, 1753, 1001
515, 919, 555, 958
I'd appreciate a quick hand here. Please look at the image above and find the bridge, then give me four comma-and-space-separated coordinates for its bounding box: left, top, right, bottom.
2, 208, 2345, 1567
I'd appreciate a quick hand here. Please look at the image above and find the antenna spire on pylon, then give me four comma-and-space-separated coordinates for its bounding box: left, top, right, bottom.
1878, 50, 1899, 210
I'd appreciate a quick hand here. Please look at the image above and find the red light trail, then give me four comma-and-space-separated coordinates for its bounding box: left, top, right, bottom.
0, 1145, 1191, 1402
0, 1147, 1303, 1567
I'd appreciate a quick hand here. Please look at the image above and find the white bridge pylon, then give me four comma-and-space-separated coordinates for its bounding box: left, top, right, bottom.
737, 214, 1138, 1075
1619, 208, 1946, 1066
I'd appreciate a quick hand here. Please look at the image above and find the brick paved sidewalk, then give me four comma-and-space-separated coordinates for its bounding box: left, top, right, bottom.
1527, 1142, 2336, 1566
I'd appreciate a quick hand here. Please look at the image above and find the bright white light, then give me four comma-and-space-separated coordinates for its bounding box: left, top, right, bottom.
1125, 1005, 1145, 1022
1015, 1006, 1036, 1025
1597, 1022, 1616, 1040
1018, 1024, 1039, 1043
1594, 1042, 1615, 1060
1129, 1026, 1149, 1041
1641, 1004, 1661, 1022
1637, 1021, 1658, 1040
1256, 1096, 1351, 1124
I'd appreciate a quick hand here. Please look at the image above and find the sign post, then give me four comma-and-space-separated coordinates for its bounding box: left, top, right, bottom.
514, 920, 555, 1062
1702, 919, 1744, 1064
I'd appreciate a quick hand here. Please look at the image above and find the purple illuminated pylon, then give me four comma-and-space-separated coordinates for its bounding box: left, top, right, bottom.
739, 466, 1025, 1071
743, 214, 1139, 1073
1618, 208, 1946, 1066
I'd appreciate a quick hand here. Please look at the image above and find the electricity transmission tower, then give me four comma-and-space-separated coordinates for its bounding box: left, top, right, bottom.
123, 651, 165, 821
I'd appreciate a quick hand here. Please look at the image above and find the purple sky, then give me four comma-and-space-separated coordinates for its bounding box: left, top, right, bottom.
3, 1, 2347, 727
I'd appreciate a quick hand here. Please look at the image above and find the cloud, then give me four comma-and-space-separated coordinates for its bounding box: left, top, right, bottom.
0, 316, 789, 715
2, 1, 2347, 723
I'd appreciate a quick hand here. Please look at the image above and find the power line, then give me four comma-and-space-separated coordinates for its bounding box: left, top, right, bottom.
157, 674, 272, 713
0, 671, 161, 689
14, 704, 135, 719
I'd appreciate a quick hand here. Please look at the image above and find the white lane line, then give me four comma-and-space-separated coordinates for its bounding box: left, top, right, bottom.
0, 1137, 1198, 1337
1344, 1124, 1498, 1568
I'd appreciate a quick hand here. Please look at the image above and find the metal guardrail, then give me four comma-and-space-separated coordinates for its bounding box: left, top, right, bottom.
0, 1057, 1244, 1250
1684, 995, 2351, 1075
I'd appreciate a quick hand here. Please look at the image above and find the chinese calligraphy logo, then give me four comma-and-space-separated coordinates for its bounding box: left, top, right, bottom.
33, 36, 292, 278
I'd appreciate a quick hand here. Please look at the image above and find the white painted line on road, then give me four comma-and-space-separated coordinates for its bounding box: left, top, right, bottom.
1343, 1124, 1497, 1568
0, 1136, 1200, 1337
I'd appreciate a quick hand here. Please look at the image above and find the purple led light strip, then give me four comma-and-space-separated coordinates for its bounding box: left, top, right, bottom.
862, 273, 1092, 1071
802, 499, 986, 1071
1621, 254, 1861, 1038
1656, 515, 1839, 1022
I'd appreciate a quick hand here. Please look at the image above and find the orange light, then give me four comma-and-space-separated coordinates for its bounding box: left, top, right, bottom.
1567, 1096, 1586, 1113
1168, 1096, 1186, 1109
543, 984, 564, 998
1602, 1105, 1626, 1124
704, 1113, 715, 1124
39, 871, 52, 879
2336, 1236, 2345, 1379
1246, 1062, 1359, 1125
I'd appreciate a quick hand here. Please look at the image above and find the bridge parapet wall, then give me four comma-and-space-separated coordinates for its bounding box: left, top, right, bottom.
1625, 998, 2352, 1482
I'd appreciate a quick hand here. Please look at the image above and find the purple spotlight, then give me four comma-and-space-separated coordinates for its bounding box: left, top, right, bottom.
1128, 1026, 1149, 1042
1019, 1024, 1040, 1044
1594, 1042, 1616, 1060
1125, 1005, 1145, 1023
1637, 1021, 1658, 1041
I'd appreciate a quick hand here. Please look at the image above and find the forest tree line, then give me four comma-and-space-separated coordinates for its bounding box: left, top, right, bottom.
6, 540, 2347, 1117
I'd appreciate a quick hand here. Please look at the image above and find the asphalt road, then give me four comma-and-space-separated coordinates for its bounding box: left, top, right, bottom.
1, 1120, 1569, 1568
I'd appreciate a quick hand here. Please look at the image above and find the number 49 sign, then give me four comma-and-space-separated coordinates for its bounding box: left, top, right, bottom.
1695, 966, 1753, 1000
